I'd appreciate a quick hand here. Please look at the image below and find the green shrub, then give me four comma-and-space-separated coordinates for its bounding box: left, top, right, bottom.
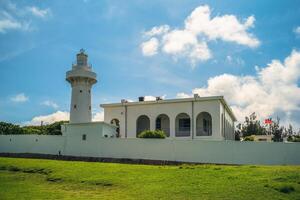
287, 135, 300, 142
293, 136, 300, 142
138, 130, 166, 139
243, 136, 254, 141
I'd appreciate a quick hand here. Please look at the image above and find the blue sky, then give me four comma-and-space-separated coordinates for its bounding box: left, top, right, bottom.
0, 0, 299, 128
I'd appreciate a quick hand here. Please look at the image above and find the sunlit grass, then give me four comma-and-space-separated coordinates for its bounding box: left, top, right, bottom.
0, 157, 299, 199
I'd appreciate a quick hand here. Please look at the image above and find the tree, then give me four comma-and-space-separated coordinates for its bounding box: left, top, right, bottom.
23, 127, 43, 135
0, 121, 68, 135
285, 124, 295, 137
236, 112, 267, 137
234, 124, 241, 141
0, 122, 24, 135
269, 117, 284, 142
286, 126, 300, 142
44, 121, 67, 135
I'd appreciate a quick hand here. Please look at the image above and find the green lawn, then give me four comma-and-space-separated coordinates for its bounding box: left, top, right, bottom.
0, 157, 299, 199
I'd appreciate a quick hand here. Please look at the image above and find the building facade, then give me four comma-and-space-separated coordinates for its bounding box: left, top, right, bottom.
101, 96, 236, 140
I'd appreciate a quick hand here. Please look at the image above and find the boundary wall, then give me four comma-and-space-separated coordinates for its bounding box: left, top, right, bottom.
0, 135, 299, 165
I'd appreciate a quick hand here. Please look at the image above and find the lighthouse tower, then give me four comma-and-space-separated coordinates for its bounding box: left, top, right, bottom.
66, 49, 97, 123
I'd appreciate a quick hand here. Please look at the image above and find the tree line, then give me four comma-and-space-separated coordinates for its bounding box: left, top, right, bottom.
0, 121, 67, 135
235, 113, 300, 142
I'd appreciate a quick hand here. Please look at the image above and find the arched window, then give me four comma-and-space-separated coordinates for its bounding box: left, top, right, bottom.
136, 115, 150, 137
156, 114, 170, 137
196, 112, 212, 136
175, 113, 191, 137
110, 118, 120, 137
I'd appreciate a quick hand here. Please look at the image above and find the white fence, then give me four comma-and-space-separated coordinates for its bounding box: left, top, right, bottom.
0, 135, 299, 165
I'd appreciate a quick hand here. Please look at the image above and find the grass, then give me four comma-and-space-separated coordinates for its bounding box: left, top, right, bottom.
0, 157, 300, 199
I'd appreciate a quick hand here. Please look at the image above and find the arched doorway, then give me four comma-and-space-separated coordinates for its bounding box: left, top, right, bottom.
156, 114, 170, 137
175, 113, 191, 137
196, 112, 212, 136
110, 118, 120, 137
136, 115, 150, 137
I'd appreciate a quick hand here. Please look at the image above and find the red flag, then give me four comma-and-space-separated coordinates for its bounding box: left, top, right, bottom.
264, 118, 272, 124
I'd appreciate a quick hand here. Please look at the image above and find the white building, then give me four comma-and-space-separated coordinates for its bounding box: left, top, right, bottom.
63, 50, 236, 141
101, 95, 236, 140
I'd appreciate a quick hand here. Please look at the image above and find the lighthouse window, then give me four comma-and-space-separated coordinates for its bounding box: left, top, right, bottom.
74, 104, 77, 109
80, 90, 82, 93
88, 90, 90, 94
89, 106, 91, 110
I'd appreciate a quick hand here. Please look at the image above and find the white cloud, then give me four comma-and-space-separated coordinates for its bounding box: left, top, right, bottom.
226, 55, 245, 66
141, 37, 159, 56
0, 2, 51, 34
162, 29, 198, 54
24, 111, 69, 125
141, 5, 259, 66
0, 9, 31, 33
10, 93, 29, 103
162, 29, 212, 65
138, 95, 166, 101
0, 18, 21, 33
184, 6, 259, 47
177, 50, 300, 128
41, 100, 59, 109
144, 95, 157, 101
122, 95, 166, 102
294, 26, 300, 36
176, 92, 192, 98
27, 6, 51, 18
92, 111, 104, 121
144, 25, 170, 37
23, 110, 105, 125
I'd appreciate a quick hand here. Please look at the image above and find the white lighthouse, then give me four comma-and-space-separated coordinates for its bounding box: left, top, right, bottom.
66, 49, 97, 123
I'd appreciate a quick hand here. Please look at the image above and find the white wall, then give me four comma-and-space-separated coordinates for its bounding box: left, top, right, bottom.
104, 106, 126, 137
1, 135, 300, 165
220, 103, 235, 140
0, 135, 65, 155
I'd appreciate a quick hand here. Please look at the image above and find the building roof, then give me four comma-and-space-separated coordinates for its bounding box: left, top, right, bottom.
100, 96, 237, 121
